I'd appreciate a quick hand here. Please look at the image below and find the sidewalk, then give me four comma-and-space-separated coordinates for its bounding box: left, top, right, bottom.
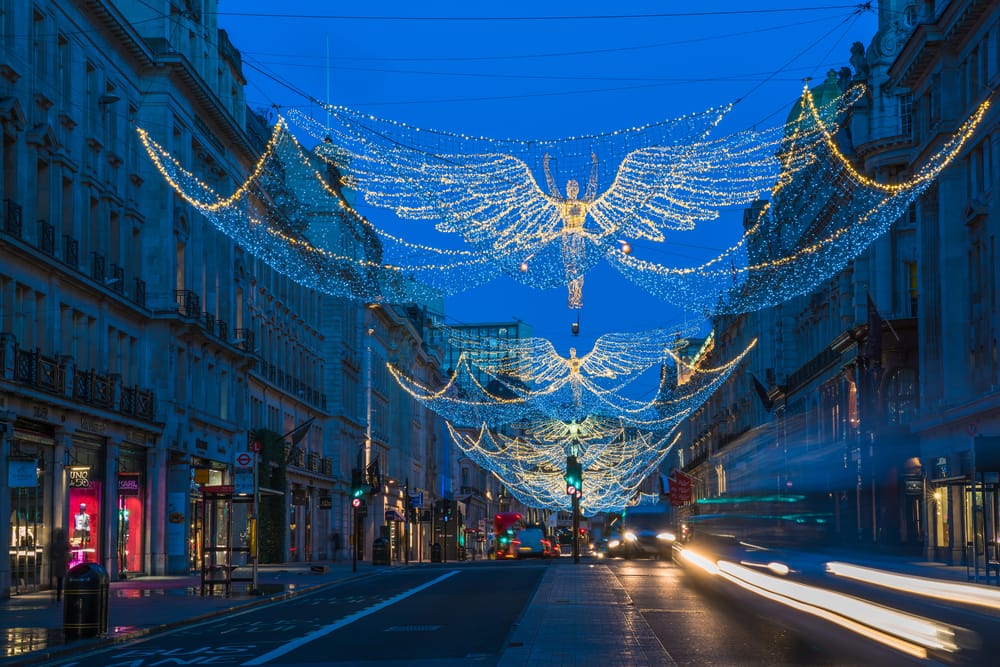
0, 560, 368, 665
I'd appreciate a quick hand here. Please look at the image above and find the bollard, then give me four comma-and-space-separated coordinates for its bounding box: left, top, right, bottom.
63, 562, 109, 638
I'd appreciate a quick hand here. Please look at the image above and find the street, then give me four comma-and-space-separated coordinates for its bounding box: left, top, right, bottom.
28, 553, 1000, 667
43, 564, 547, 667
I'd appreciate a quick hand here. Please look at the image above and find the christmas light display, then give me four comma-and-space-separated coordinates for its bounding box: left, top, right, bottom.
608, 83, 992, 314
138, 81, 984, 319
288, 87, 857, 309
447, 418, 682, 515
135, 79, 990, 511
388, 326, 756, 429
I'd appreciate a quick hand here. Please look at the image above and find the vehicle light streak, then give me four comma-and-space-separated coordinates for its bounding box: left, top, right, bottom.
826, 561, 1000, 610
674, 547, 963, 659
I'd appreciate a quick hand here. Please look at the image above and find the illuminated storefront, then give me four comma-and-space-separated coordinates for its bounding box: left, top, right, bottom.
8, 422, 55, 595
67, 440, 104, 568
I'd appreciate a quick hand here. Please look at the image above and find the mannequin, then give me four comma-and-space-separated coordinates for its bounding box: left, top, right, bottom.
73, 502, 91, 548
118, 507, 130, 574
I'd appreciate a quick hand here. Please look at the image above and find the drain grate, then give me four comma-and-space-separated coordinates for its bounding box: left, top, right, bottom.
385, 624, 442, 632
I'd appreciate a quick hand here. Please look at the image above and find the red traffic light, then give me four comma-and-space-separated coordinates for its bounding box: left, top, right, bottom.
352, 497, 362, 509
566, 484, 577, 495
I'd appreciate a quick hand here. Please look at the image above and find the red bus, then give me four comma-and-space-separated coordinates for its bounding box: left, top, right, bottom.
493, 512, 523, 559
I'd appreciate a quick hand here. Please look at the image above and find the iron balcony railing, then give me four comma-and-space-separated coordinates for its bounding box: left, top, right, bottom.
38, 220, 55, 255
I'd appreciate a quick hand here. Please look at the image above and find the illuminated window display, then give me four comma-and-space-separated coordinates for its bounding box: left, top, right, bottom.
117, 472, 143, 574
68, 473, 101, 566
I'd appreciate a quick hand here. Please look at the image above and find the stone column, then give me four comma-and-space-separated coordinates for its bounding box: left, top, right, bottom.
105, 442, 120, 578
0, 416, 13, 598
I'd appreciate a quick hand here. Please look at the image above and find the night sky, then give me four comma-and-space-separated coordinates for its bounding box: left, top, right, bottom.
217, 1, 879, 395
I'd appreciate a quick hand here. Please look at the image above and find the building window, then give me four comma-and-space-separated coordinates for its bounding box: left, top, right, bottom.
887, 367, 917, 425
905, 261, 918, 316
899, 93, 913, 138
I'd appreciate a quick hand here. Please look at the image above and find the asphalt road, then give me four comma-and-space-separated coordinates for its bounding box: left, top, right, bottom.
609, 558, 845, 666
30, 555, 1000, 667
44, 563, 547, 667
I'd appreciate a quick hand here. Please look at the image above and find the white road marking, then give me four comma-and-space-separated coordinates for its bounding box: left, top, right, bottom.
242, 570, 460, 665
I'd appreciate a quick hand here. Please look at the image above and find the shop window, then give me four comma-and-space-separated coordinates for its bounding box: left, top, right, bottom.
10, 479, 44, 594
932, 486, 950, 548
68, 472, 101, 567
117, 472, 143, 575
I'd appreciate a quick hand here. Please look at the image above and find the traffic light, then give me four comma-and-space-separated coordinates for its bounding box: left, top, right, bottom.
351, 468, 364, 506
565, 455, 583, 496
442, 499, 452, 522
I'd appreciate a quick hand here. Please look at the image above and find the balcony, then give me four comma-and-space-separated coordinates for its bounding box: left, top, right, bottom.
120, 384, 156, 421
3, 199, 22, 238
175, 290, 200, 317
90, 252, 105, 283
7, 336, 157, 422
307, 452, 320, 472
284, 444, 305, 469
38, 220, 55, 256
13, 346, 65, 395
74, 368, 115, 409
107, 263, 125, 294
234, 328, 255, 352
63, 234, 78, 269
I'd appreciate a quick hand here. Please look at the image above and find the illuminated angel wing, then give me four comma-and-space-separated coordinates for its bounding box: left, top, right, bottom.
578, 329, 677, 379
589, 129, 783, 241
445, 332, 571, 387
323, 144, 563, 253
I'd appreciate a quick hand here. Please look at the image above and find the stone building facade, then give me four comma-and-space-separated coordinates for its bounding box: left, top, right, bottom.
0, 0, 450, 598
673, 0, 1000, 569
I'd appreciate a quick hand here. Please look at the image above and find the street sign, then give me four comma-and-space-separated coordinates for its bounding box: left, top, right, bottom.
236, 452, 253, 467
409, 492, 424, 508
234, 468, 254, 496
249, 439, 261, 452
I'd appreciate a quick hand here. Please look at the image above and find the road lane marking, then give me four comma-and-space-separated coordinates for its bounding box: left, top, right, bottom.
242, 570, 460, 665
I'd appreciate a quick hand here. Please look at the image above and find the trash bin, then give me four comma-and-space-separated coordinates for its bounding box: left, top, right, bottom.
63, 562, 109, 638
372, 538, 391, 566
430, 542, 442, 563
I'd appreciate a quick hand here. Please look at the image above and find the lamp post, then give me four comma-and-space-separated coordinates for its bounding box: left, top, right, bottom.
363, 303, 378, 563
404, 478, 410, 564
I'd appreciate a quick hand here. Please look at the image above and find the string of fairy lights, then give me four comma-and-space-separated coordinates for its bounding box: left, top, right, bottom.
447, 419, 682, 515
137, 74, 990, 513
138, 81, 986, 316
608, 81, 992, 314
388, 324, 755, 428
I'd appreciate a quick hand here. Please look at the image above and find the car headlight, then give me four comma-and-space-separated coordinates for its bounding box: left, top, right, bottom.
608, 539, 621, 549
657, 532, 676, 541
624, 531, 637, 542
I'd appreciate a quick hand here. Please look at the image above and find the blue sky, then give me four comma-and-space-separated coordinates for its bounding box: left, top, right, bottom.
218, 1, 879, 394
